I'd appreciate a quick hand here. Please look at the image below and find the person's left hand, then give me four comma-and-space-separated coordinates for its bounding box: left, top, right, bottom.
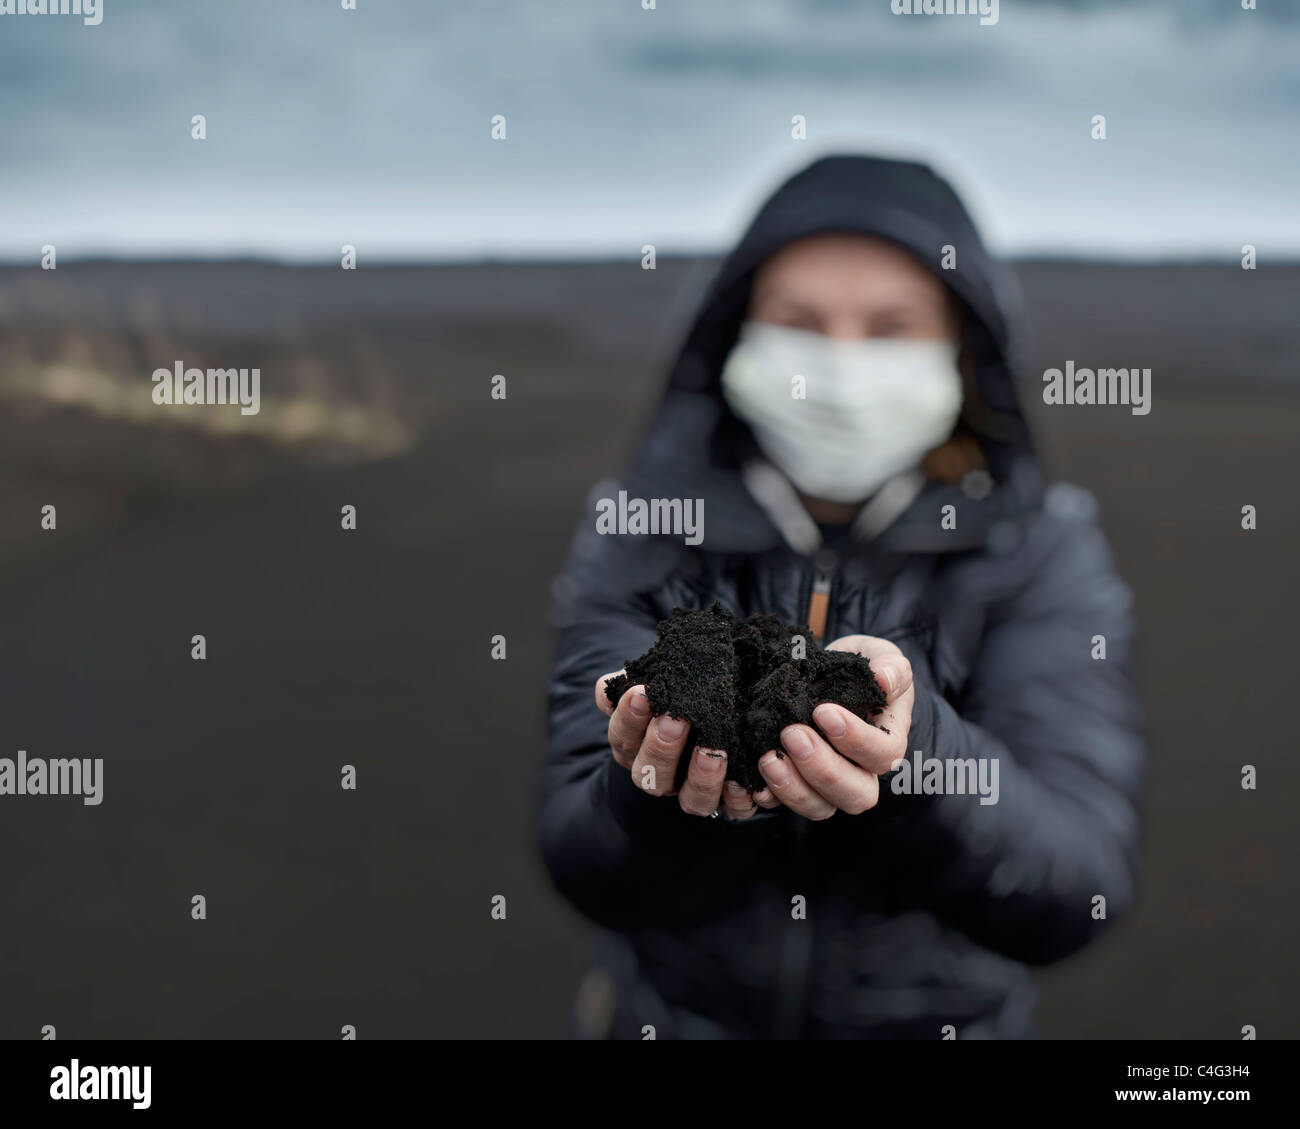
756, 634, 914, 820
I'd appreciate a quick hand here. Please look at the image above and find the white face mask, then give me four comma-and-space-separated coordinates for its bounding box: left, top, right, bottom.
719, 321, 964, 504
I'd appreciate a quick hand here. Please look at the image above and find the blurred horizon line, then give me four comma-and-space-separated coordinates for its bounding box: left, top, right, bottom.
2, 252, 1295, 270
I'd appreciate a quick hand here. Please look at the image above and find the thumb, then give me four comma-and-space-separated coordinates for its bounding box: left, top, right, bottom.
871, 653, 913, 701
594, 670, 626, 716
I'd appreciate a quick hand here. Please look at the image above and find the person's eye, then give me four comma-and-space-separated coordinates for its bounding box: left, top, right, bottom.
874, 314, 946, 339
873, 318, 912, 337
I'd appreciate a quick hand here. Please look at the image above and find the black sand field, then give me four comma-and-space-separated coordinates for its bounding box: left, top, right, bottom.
0, 258, 1296, 1037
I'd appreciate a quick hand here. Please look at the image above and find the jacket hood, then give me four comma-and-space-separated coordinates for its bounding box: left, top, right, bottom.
623, 154, 1045, 556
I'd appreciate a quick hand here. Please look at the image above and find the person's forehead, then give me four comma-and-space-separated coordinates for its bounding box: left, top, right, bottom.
764, 231, 908, 260
753, 236, 946, 299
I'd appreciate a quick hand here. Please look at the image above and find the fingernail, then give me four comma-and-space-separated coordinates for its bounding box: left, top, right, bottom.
883, 663, 904, 696
629, 691, 650, 719
782, 726, 813, 762
813, 704, 846, 739
657, 715, 687, 742
695, 747, 725, 772
760, 751, 790, 785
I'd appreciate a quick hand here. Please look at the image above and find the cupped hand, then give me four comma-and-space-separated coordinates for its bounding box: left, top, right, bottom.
755, 635, 914, 821
595, 672, 781, 820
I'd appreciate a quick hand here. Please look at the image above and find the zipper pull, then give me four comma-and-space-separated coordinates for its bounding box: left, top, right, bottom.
806, 548, 838, 644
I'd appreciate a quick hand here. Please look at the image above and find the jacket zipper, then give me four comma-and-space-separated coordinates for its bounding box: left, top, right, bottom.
773, 551, 840, 1039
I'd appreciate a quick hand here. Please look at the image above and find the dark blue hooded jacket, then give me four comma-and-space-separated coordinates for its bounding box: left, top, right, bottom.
537, 155, 1145, 1039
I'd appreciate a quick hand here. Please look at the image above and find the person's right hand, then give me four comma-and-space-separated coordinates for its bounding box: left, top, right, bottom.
595, 672, 781, 821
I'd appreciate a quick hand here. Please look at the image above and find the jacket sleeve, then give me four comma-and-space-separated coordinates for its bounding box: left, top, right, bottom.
535, 492, 781, 931
870, 490, 1146, 966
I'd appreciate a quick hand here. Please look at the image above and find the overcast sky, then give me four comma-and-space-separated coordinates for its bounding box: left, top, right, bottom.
2, 0, 1296, 261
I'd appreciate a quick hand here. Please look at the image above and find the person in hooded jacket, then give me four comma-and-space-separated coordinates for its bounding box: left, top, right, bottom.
537, 155, 1145, 1040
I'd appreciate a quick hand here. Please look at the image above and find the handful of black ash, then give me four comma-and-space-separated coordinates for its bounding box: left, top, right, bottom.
603, 604, 888, 792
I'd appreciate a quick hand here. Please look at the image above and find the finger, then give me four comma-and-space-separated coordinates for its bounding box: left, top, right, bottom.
678, 747, 727, 817
758, 749, 836, 821
811, 701, 910, 776
778, 724, 879, 815
721, 781, 760, 821
866, 687, 913, 742
631, 712, 690, 797
606, 683, 652, 770
594, 670, 626, 717
753, 787, 781, 810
